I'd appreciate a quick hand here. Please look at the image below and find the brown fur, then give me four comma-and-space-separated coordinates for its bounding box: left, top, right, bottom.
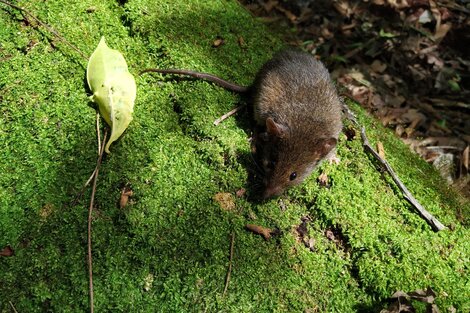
252, 50, 342, 198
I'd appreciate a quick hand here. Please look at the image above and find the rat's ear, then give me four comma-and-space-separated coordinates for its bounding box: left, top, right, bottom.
266, 117, 288, 138
319, 137, 337, 157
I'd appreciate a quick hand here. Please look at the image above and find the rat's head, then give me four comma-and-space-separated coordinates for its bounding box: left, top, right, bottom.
255, 117, 337, 199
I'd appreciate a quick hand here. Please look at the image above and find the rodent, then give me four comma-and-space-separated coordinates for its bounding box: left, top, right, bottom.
141, 50, 343, 199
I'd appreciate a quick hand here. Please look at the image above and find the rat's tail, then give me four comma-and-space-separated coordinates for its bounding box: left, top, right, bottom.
140, 68, 249, 93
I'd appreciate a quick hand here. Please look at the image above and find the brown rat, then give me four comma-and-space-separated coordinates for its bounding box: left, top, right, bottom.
141, 50, 342, 198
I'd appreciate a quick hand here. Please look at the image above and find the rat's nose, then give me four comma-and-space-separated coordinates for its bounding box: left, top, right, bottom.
263, 185, 282, 199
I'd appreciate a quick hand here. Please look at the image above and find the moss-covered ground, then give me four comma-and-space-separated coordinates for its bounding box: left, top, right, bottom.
0, 0, 468, 312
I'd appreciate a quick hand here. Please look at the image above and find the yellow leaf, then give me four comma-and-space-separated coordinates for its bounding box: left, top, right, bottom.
87, 37, 136, 153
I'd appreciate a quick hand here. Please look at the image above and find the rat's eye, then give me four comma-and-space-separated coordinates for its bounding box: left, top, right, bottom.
289, 172, 297, 181
268, 161, 276, 169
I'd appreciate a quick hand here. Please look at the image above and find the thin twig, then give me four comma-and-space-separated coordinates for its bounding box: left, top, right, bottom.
0, 0, 88, 60
223, 232, 235, 297
341, 96, 445, 231
360, 127, 446, 231
96, 113, 101, 155
88, 128, 108, 313
9, 301, 18, 313
213, 105, 245, 126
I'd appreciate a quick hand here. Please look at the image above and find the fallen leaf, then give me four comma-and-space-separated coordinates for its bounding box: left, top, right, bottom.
371, 60, 387, 73
325, 229, 335, 241
377, 141, 386, 159
86, 6, 97, 13
213, 37, 225, 48
238, 36, 246, 48
333, 0, 353, 18
120, 187, 133, 208
318, 172, 329, 186
235, 188, 246, 198
40, 203, 54, 219
260, 0, 278, 12
274, 4, 297, 22
245, 224, 272, 240
213, 192, 235, 211
87, 37, 136, 153
0, 246, 14, 257
143, 273, 154, 292
462, 146, 469, 169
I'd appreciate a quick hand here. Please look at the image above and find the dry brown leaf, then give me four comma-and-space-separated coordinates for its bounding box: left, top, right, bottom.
325, 229, 335, 241
386, 0, 410, 10
40, 203, 54, 219
334, 0, 354, 18
434, 23, 452, 42
371, 60, 387, 73
0, 246, 14, 257
377, 141, 386, 159
236, 188, 246, 198
387, 95, 406, 107
213, 192, 235, 211
260, 0, 278, 12
318, 172, 329, 186
395, 124, 406, 137
461, 146, 469, 174
120, 187, 133, 209
371, 94, 386, 107
274, 4, 297, 22
212, 37, 225, 48
245, 224, 272, 240
86, 6, 97, 13
238, 36, 246, 48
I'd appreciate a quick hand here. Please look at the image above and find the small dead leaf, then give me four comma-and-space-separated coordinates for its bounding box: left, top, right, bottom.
1, 246, 14, 257
238, 36, 246, 48
433, 23, 452, 42
296, 218, 309, 238
387, 95, 406, 107
236, 188, 246, 198
306, 238, 316, 251
86, 6, 97, 13
333, 0, 353, 18
371, 60, 387, 73
461, 146, 469, 174
318, 172, 329, 186
260, 0, 278, 12
377, 141, 386, 159
395, 124, 406, 137
213, 37, 225, 48
371, 94, 386, 107
274, 4, 297, 22
245, 224, 273, 240
213, 192, 235, 211
40, 203, 54, 219
325, 229, 335, 241
120, 187, 133, 209
143, 273, 154, 292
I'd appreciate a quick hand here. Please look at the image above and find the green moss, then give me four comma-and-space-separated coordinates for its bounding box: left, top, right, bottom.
0, 0, 468, 312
